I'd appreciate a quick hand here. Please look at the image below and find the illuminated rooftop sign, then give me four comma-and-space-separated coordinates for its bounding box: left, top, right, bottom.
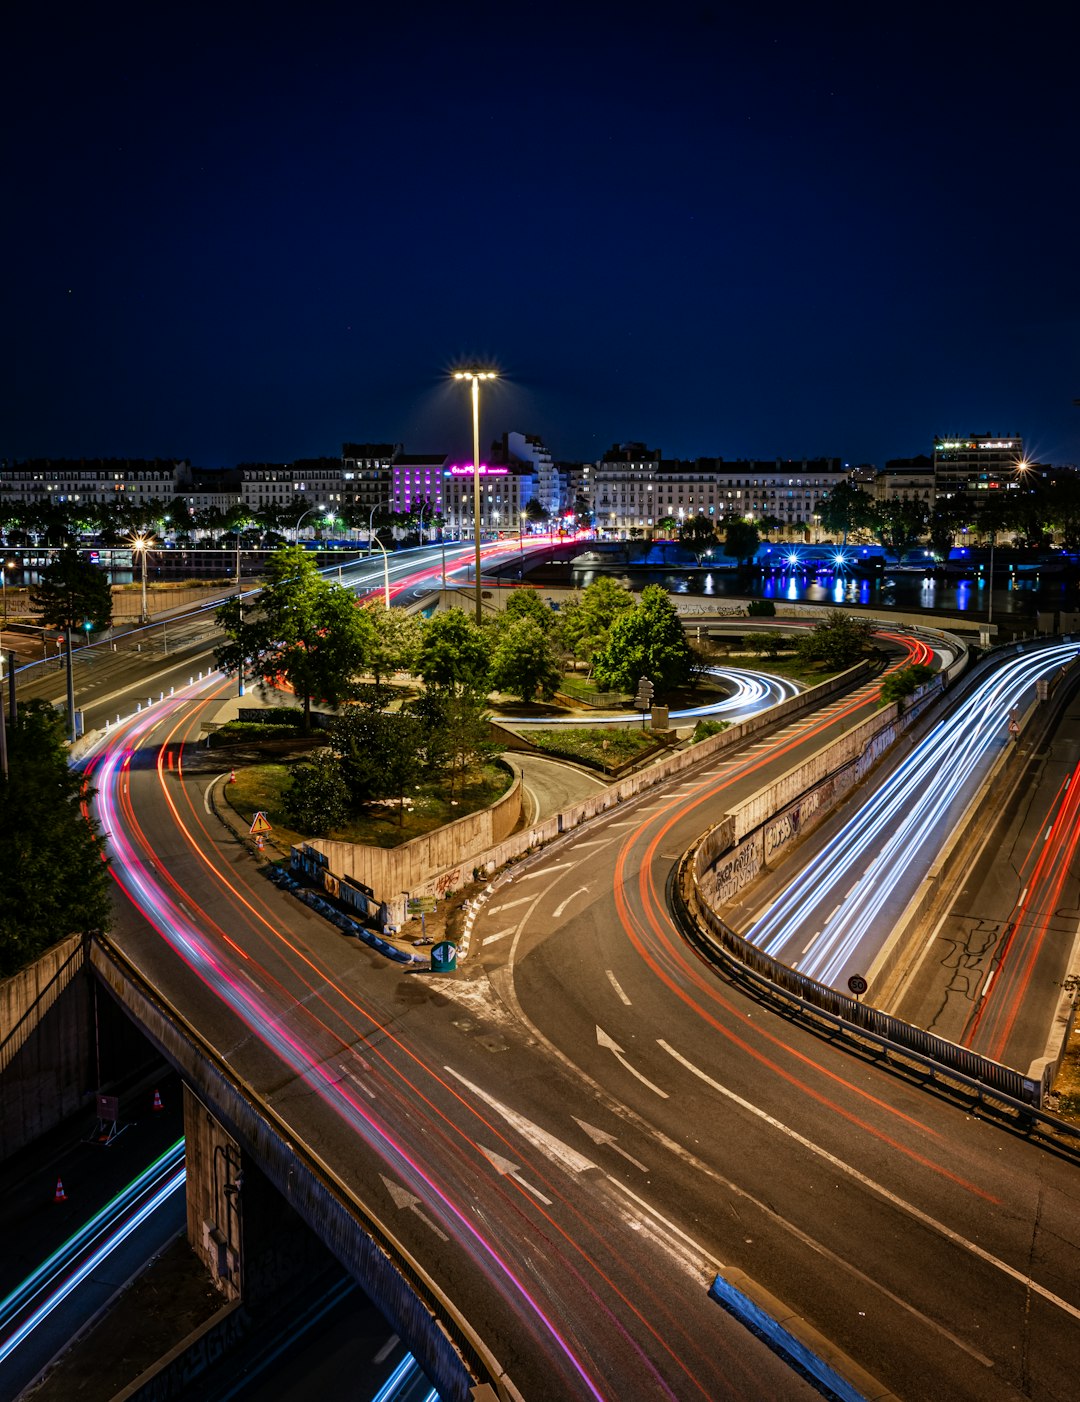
447, 464, 507, 476
978, 440, 1016, 449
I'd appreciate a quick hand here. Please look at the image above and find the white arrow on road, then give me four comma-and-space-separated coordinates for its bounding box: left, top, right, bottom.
478, 1145, 552, 1204
379, 1175, 448, 1240
445, 1068, 597, 1175
572, 1117, 649, 1172
552, 885, 589, 919
596, 1025, 669, 1098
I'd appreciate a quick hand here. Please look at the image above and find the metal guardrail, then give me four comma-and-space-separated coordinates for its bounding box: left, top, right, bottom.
672, 829, 1080, 1143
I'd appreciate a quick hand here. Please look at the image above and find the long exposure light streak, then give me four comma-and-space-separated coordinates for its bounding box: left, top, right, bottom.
746, 642, 1080, 987
0, 1150, 185, 1365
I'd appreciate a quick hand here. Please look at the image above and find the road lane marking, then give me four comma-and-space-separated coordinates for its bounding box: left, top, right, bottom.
657, 1040, 1080, 1327
446, 1068, 597, 1175
606, 970, 632, 1005
552, 886, 589, 918
596, 1025, 669, 1098
380, 1175, 448, 1241
573, 1117, 649, 1172
488, 896, 533, 913
483, 927, 515, 945
516, 863, 574, 880
478, 1146, 552, 1204
373, 1334, 399, 1364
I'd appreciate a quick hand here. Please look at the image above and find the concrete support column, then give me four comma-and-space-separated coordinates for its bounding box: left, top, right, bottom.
184, 1084, 243, 1302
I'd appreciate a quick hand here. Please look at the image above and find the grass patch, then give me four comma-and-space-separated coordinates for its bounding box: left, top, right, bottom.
527, 727, 662, 771
729, 654, 848, 687
555, 674, 632, 706
691, 719, 730, 744
226, 760, 513, 849
207, 720, 304, 747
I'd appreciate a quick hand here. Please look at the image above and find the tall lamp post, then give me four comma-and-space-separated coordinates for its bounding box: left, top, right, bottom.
131, 532, 153, 623
518, 511, 526, 578
368, 500, 391, 553
454, 369, 498, 623
369, 536, 391, 609
294, 504, 327, 544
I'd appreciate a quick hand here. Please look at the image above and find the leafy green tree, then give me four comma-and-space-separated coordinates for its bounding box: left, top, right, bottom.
0, 700, 111, 974
655, 515, 678, 536
283, 749, 350, 836
679, 514, 719, 561
818, 481, 877, 542
879, 663, 935, 706
746, 598, 776, 617
523, 498, 548, 527
490, 617, 562, 701
500, 587, 554, 632
1045, 471, 1080, 550
365, 605, 423, 684
928, 496, 970, 560
592, 584, 692, 694
743, 631, 781, 658
30, 548, 113, 633
417, 608, 492, 696
330, 706, 424, 821
555, 578, 634, 670
872, 499, 929, 557
214, 545, 374, 732
796, 610, 873, 669
723, 518, 760, 568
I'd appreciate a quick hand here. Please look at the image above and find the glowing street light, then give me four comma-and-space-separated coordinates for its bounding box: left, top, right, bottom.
453, 369, 498, 623
368, 535, 391, 610
295, 504, 328, 544
131, 532, 153, 623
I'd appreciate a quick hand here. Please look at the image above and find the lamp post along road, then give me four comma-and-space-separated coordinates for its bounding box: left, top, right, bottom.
295, 504, 327, 544
454, 369, 497, 623
369, 536, 391, 609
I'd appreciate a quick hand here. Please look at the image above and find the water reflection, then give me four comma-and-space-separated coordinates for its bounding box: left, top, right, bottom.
566, 562, 1070, 623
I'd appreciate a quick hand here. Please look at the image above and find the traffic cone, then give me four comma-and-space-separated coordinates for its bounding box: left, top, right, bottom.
54, 1178, 66, 1203
229, 769, 236, 784
152, 1088, 163, 1113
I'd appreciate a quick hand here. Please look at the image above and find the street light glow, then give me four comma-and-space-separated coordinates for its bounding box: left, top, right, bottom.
453, 368, 499, 623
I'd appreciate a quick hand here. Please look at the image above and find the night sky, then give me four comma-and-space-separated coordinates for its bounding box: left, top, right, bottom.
4, 2, 1078, 469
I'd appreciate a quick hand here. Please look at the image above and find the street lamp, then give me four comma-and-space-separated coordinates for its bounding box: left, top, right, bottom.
2, 558, 16, 624
518, 511, 526, 578
131, 532, 153, 623
368, 536, 391, 609
368, 500, 391, 552
294, 504, 329, 544
453, 369, 498, 623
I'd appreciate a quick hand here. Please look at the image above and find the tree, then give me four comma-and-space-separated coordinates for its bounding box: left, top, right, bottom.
818, 481, 876, 542
928, 496, 970, 561
417, 608, 492, 696
490, 617, 562, 701
364, 605, 423, 684
556, 579, 634, 671
796, 610, 873, 669
214, 545, 374, 732
330, 706, 424, 822
30, 548, 113, 633
523, 498, 549, 527
500, 587, 554, 632
1045, 471, 1080, 551
743, 631, 781, 658
0, 700, 111, 974
592, 584, 692, 694
655, 515, 678, 537
679, 514, 719, 561
723, 518, 760, 568
872, 499, 928, 558
283, 749, 350, 836
879, 663, 935, 706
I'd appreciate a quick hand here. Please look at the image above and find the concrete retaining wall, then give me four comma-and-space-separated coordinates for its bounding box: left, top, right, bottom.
0, 934, 91, 1158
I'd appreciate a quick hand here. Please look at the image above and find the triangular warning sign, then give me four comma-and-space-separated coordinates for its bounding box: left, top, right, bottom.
249, 811, 273, 835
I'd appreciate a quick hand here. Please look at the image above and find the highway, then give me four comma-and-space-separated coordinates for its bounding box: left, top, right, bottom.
33, 549, 1073, 1401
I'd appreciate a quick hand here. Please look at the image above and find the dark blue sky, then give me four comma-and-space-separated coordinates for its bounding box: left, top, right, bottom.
4, 2, 1078, 469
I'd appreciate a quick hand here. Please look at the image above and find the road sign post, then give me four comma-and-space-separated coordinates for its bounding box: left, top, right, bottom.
431, 940, 457, 973
634, 677, 654, 730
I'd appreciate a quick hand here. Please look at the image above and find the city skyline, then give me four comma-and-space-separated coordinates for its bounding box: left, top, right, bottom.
4, 4, 1078, 470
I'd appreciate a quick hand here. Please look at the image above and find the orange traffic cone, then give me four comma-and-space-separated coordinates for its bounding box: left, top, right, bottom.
54, 1178, 66, 1203
151, 1088, 163, 1112
229, 769, 236, 784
